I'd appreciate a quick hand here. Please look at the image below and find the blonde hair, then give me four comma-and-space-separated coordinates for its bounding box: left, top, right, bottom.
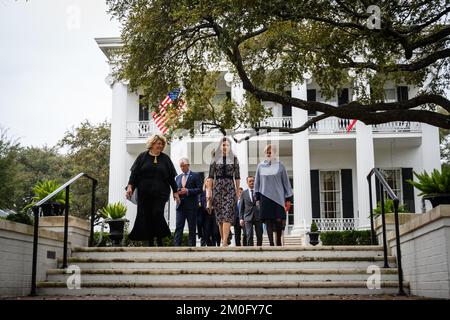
264, 144, 277, 155
146, 134, 167, 150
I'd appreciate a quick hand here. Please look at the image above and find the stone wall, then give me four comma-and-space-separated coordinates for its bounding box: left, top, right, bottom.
387, 205, 450, 299
0, 216, 90, 297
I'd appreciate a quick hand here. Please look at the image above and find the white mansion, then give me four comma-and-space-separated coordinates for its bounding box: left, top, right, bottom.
97, 37, 441, 236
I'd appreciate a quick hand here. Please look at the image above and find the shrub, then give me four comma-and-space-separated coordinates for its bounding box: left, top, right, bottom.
100, 202, 127, 220
320, 230, 376, 246
92, 231, 189, 247
310, 221, 318, 232
5, 212, 34, 226
373, 199, 408, 216
24, 180, 67, 211
407, 167, 450, 196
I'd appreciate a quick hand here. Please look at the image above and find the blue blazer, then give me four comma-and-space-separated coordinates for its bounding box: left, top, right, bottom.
175, 171, 202, 210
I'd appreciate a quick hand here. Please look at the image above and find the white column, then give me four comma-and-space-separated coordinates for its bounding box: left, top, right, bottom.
108, 81, 128, 206
356, 121, 376, 229
231, 81, 244, 106
231, 80, 248, 188
291, 82, 311, 235
421, 123, 441, 211
236, 140, 249, 189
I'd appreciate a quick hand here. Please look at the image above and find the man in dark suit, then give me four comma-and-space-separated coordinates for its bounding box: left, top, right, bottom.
239, 176, 263, 246
174, 158, 202, 246
233, 187, 246, 246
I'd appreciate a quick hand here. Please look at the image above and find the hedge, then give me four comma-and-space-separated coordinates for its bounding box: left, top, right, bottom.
92, 231, 189, 247
319, 230, 376, 245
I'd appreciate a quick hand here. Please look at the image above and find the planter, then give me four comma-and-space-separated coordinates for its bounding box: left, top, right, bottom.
308, 232, 320, 246
106, 219, 127, 246
41, 202, 64, 216
423, 194, 450, 208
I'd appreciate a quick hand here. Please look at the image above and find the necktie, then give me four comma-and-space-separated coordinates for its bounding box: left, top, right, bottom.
181, 173, 187, 188
251, 189, 255, 204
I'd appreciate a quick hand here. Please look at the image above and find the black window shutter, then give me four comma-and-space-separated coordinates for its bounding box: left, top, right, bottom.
138, 95, 149, 121
402, 168, 415, 212
282, 91, 292, 116
310, 170, 320, 218
338, 88, 349, 106
397, 86, 408, 102
307, 89, 317, 116
226, 91, 231, 100
375, 168, 381, 204
341, 169, 354, 218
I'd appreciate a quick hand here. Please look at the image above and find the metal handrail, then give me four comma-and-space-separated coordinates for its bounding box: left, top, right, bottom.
367, 168, 405, 296
30, 173, 98, 296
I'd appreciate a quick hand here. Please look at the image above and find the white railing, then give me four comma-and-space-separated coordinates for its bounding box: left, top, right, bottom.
372, 121, 421, 133
258, 116, 293, 130
308, 116, 422, 134
312, 218, 359, 231
126, 121, 159, 139
308, 117, 354, 134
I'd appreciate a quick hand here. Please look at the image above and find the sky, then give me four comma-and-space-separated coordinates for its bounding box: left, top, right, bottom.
0, 0, 120, 147
0, 1, 448, 148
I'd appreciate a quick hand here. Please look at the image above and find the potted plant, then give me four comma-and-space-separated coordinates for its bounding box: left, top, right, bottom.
24, 180, 67, 216
100, 202, 128, 246
308, 221, 320, 246
407, 167, 450, 208
373, 199, 408, 216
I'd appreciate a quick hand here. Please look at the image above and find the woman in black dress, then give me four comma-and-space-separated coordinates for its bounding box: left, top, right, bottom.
126, 134, 180, 246
207, 137, 240, 247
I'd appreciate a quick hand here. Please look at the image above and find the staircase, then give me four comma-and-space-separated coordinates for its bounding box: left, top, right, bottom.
37, 245, 408, 297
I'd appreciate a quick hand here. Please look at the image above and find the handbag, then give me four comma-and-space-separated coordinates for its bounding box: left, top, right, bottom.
129, 187, 138, 205
125, 185, 138, 205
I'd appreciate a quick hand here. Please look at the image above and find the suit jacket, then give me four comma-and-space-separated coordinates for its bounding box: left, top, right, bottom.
239, 189, 260, 222
175, 171, 202, 210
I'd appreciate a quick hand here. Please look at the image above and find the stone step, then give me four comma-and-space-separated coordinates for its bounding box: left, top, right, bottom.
60, 256, 397, 270
71, 247, 384, 259
37, 280, 408, 296
46, 268, 400, 283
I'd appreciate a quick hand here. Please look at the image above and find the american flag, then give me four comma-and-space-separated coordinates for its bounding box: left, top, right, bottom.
152, 89, 186, 135
346, 119, 357, 132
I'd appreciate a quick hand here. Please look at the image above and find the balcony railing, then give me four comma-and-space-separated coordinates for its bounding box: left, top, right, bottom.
312, 218, 359, 231
372, 121, 421, 133
126, 121, 159, 139
308, 116, 421, 134
126, 117, 422, 139
308, 117, 355, 134
258, 116, 293, 130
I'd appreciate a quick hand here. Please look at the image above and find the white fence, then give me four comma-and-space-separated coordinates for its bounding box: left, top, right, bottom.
312, 218, 359, 231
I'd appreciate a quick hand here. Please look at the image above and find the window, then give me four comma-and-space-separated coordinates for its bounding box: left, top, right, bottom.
139, 95, 150, 121
379, 168, 403, 203
288, 177, 294, 225
384, 88, 396, 102
319, 171, 341, 219
397, 86, 408, 102
338, 88, 349, 106
282, 91, 292, 116
307, 89, 317, 116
